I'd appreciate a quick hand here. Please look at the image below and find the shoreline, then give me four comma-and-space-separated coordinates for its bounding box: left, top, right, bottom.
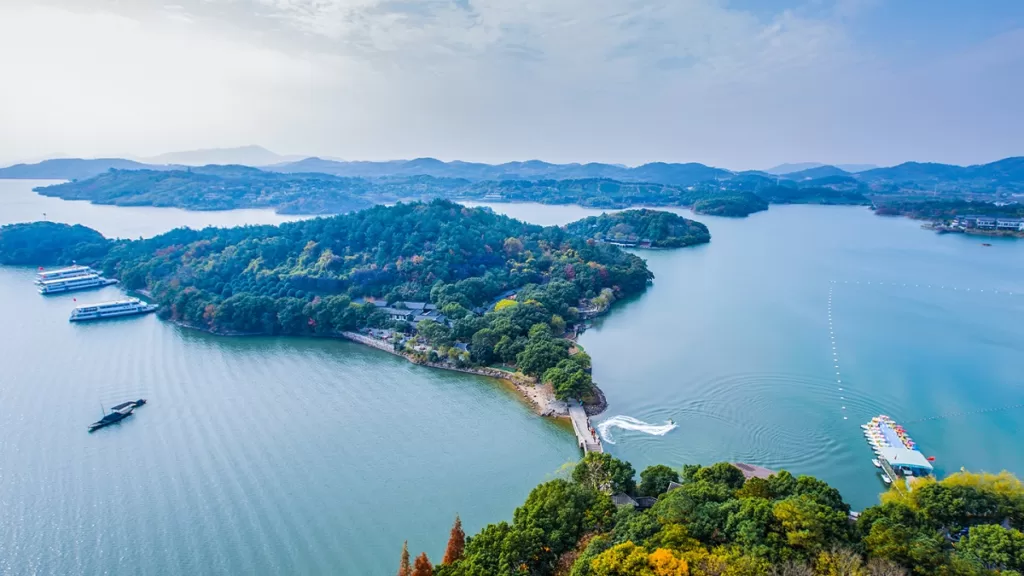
158, 314, 607, 420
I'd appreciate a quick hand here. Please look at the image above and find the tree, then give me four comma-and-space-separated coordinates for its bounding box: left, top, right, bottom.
639, 465, 681, 497
543, 359, 592, 400
773, 495, 849, 557
443, 515, 466, 565
397, 541, 412, 576
955, 524, 1024, 572
513, 479, 614, 555
589, 542, 655, 576
417, 319, 452, 345
687, 463, 746, 490
814, 548, 868, 576
573, 453, 637, 495
412, 552, 433, 576
517, 338, 569, 377
470, 328, 500, 364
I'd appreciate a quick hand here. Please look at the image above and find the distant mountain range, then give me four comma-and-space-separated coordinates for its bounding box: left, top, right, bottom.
2, 154, 1022, 195
765, 162, 878, 175
140, 145, 309, 167
0, 158, 169, 180
272, 157, 733, 186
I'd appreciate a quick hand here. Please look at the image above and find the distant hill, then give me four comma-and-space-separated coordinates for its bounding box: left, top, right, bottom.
835, 164, 878, 173
0, 158, 166, 180
271, 157, 732, 186
143, 145, 299, 167
782, 165, 851, 181
34, 165, 376, 214
766, 162, 877, 175
764, 162, 824, 175
857, 157, 1024, 192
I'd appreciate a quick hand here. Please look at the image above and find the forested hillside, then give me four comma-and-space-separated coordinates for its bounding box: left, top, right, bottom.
416, 456, 1024, 576
1, 201, 658, 399
565, 210, 711, 248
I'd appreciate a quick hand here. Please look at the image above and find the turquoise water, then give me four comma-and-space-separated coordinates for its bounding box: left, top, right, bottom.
2, 182, 1023, 575
0, 182, 579, 575
478, 201, 1024, 510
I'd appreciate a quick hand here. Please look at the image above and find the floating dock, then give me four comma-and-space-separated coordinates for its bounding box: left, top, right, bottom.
863, 415, 934, 487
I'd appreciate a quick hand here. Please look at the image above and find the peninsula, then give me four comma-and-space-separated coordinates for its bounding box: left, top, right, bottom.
1, 203, 713, 415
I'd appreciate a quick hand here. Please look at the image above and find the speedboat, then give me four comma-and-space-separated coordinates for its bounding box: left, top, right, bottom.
872, 459, 881, 468
880, 474, 892, 484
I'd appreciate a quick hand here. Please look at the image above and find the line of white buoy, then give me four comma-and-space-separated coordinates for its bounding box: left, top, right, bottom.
838, 280, 1019, 295
829, 281, 846, 420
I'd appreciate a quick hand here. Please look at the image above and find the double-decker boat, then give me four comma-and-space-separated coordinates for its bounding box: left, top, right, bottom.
34, 265, 95, 284
37, 274, 118, 295
69, 298, 158, 322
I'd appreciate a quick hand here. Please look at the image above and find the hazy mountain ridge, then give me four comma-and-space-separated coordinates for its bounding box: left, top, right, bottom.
4, 155, 1023, 194
141, 145, 305, 167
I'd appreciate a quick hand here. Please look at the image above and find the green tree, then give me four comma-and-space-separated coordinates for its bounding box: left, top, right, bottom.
470, 328, 500, 364
573, 453, 637, 495
639, 465, 681, 497
543, 359, 593, 400
517, 338, 570, 377
956, 524, 1024, 572
513, 479, 614, 555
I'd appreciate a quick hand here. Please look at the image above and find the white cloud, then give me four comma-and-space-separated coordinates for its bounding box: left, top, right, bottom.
0, 0, 1020, 167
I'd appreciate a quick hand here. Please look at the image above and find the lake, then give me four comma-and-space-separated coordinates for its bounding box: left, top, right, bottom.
474, 201, 1024, 510
0, 182, 579, 576
2, 182, 1023, 574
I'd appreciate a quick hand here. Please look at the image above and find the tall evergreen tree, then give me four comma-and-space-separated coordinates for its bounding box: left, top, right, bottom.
442, 515, 466, 565
397, 540, 411, 576
412, 552, 433, 576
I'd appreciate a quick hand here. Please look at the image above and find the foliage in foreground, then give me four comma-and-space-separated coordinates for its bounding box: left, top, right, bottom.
408, 457, 1024, 576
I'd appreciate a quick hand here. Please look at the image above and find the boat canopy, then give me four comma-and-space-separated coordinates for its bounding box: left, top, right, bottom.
878, 446, 934, 472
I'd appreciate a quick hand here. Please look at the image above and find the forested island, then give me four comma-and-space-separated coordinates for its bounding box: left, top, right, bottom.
564, 210, 711, 248
32, 166, 871, 218
0, 201, 663, 404
408, 455, 1024, 576
36, 166, 377, 214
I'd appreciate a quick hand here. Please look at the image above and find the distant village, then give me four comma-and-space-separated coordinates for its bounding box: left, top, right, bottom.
952, 215, 1024, 231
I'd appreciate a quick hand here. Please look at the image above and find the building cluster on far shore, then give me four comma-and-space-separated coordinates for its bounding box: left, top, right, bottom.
953, 215, 1024, 231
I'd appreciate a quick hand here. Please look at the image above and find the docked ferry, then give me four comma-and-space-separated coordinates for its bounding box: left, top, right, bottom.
34, 265, 95, 284
37, 274, 117, 295
70, 298, 158, 321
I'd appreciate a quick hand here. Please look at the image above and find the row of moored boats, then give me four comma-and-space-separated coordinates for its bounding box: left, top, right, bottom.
34, 265, 158, 321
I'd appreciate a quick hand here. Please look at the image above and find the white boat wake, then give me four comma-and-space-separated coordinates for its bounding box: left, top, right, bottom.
597, 415, 677, 445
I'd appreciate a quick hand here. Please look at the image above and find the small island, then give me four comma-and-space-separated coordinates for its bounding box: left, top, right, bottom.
692, 192, 769, 217
564, 209, 711, 248
2, 201, 676, 415
36, 166, 376, 214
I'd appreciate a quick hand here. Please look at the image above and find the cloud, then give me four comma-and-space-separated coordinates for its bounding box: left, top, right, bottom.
2, 0, 1020, 167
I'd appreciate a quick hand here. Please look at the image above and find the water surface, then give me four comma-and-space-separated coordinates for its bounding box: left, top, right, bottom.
478, 201, 1024, 510
0, 183, 578, 575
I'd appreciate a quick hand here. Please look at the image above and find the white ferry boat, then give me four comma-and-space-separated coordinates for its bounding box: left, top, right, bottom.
38, 274, 118, 295
70, 298, 158, 322
34, 265, 95, 284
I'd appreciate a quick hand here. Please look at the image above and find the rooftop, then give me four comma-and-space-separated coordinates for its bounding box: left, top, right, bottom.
731, 462, 777, 480
878, 446, 933, 471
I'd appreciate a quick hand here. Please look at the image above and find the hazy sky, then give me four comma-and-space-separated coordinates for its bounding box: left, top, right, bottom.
1, 0, 1022, 169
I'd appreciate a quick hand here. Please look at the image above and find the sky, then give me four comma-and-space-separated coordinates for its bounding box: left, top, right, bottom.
0, 0, 1022, 170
